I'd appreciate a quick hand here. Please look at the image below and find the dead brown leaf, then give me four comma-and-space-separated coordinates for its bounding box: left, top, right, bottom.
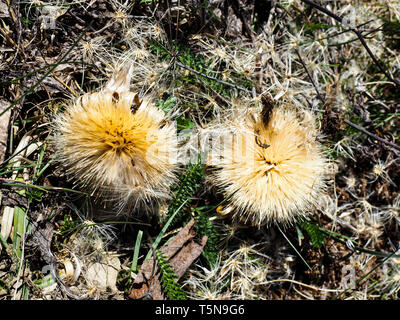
129, 218, 207, 300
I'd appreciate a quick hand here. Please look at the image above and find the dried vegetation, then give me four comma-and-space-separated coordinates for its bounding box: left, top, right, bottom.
0, 0, 399, 300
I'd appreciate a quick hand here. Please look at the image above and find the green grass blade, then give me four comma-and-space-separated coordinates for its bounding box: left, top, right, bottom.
131, 230, 143, 272
0, 164, 37, 176
277, 225, 312, 271
36, 159, 54, 179
0, 233, 9, 249
144, 199, 189, 262
12, 206, 27, 259
32, 143, 46, 182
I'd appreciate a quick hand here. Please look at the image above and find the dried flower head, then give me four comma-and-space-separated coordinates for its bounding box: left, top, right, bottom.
207, 99, 327, 226
52, 64, 178, 212
368, 157, 397, 186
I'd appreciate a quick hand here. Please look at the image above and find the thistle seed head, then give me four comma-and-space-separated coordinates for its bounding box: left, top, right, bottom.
208, 106, 328, 227
52, 65, 178, 212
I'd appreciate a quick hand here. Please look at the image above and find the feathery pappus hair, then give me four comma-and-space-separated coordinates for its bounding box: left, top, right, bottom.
52, 64, 178, 213
206, 96, 328, 227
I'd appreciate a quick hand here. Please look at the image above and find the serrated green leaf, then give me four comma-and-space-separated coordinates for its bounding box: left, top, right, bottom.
300, 220, 327, 249
155, 249, 187, 300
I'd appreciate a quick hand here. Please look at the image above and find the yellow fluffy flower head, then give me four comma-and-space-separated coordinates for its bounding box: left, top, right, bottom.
52, 65, 178, 210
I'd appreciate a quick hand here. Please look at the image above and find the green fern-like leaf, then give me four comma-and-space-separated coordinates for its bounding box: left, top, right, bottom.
193, 207, 220, 267
155, 249, 187, 300
165, 160, 204, 228
300, 220, 327, 249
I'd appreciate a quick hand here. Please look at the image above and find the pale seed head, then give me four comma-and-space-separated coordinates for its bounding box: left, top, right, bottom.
207, 106, 328, 227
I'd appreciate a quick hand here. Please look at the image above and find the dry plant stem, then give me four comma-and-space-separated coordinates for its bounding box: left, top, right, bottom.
260, 279, 339, 293
232, 0, 254, 41
294, 49, 325, 106
174, 61, 251, 93
11, 0, 25, 65
0, 26, 26, 60
295, 48, 400, 152
2, 0, 26, 63
231, 1, 263, 95
343, 119, 400, 152
51, 74, 78, 97
300, 0, 400, 88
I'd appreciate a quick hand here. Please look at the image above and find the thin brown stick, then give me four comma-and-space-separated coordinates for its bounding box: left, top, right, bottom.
0, 27, 27, 59
295, 49, 325, 105
343, 119, 400, 152
52, 74, 79, 97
